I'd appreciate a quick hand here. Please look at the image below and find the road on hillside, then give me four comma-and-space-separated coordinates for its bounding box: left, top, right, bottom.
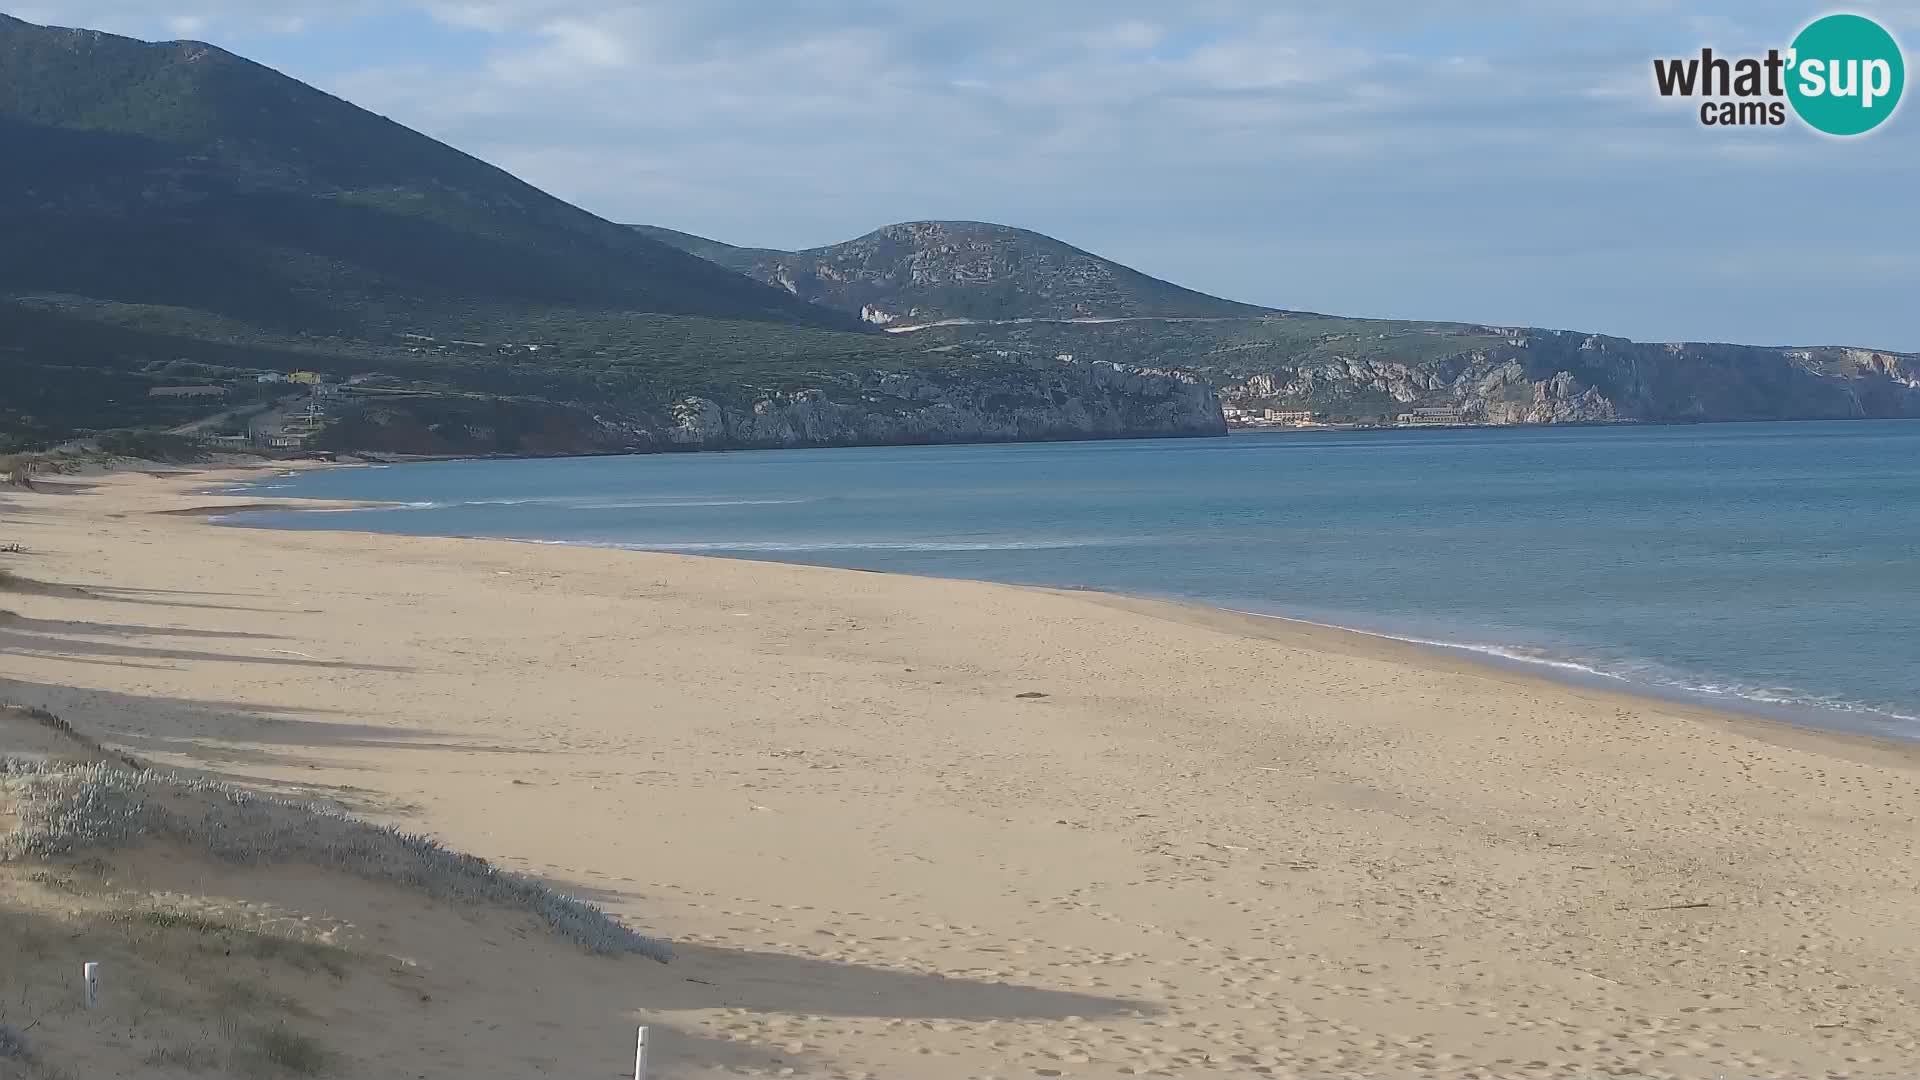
168, 392, 307, 437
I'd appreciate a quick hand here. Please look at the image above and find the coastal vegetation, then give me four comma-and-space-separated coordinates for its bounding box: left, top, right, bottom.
0, 754, 669, 958
2, 700, 670, 1076
651, 223, 1920, 427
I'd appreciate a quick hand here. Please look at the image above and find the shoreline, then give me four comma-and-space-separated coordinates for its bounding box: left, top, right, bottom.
1087, 592, 1920, 771
1222, 605, 1920, 746
210, 459, 1920, 752
10, 462, 1920, 1077
62, 462, 1920, 776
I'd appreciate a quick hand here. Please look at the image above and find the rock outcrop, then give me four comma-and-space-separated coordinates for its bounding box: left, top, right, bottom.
658, 361, 1221, 449
318, 359, 1225, 456
1197, 333, 1919, 425
644, 216, 1920, 432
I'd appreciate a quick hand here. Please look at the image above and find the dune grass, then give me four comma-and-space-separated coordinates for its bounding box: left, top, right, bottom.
143, 1042, 221, 1071
249, 1025, 333, 1075
1, 703, 146, 770
0, 570, 86, 597
4, 899, 338, 1078
0, 758, 670, 960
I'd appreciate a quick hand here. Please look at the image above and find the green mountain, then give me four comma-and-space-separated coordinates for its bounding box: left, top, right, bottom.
0, 15, 1224, 453
916, 317, 1920, 425
649, 221, 1920, 426
0, 13, 852, 335
632, 220, 1280, 326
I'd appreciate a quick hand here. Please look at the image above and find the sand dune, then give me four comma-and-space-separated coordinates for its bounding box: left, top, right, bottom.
4, 464, 1919, 1079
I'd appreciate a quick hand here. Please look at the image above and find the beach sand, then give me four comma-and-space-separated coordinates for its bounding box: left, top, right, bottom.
3, 463, 1918, 1079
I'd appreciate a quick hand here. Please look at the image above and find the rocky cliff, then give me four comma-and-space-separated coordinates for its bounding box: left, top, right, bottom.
316, 359, 1225, 456
1209, 333, 1920, 424
646, 217, 1918, 430
905, 315, 1920, 426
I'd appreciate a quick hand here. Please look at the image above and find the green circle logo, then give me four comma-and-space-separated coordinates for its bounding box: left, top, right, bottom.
1787, 14, 1905, 135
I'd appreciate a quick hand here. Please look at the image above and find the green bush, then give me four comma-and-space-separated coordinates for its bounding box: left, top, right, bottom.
95, 429, 212, 462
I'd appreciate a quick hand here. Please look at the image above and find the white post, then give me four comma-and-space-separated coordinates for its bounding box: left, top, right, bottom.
83, 962, 99, 1009
633, 1026, 650, 1080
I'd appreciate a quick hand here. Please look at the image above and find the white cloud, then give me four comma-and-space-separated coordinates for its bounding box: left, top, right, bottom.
14, 1, 375, 34
488, 15, 631, 82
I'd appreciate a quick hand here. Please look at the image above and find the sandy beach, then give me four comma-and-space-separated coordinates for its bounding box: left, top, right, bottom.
4, 463, 1919, 1080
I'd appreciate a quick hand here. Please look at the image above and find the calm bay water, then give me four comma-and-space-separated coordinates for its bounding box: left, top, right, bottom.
228, 421, 1920, 738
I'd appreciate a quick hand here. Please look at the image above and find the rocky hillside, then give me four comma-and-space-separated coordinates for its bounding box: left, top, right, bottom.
925, 317, 1920, 425
0, 13, 849, 335
649, 219, 1918, 428
0, 15, 1229, 454
632, 221, 1278, 326
316, 359, 1225, 456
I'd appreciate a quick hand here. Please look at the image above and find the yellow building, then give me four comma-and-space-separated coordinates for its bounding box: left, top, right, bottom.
288, 371, 322, 386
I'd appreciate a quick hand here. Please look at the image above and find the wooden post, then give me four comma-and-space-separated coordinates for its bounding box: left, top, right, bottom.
83, 962, 99, 1009
633, 1026, 650, 1080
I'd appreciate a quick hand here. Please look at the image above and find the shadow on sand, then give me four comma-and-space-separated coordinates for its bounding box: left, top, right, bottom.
0, 622, 406, 671
1, 571, 314, 613
1, 687, 1159, 1077
0, 678, 524, 775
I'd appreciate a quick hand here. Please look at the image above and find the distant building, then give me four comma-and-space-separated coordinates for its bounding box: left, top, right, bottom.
287, 371, 322, 386
1397, 407, 1467, 426
147, 385, 227, 398
1263, 409, 1315, 423
256, 372, 288, 384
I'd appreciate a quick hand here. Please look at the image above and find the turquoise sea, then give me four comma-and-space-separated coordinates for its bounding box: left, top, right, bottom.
227, 421, 1920, 739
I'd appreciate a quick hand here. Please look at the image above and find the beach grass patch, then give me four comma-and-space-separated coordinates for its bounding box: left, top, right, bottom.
250, 1025, 332, 1075
0, 759, 669, 959
144, 1042, 221, 1071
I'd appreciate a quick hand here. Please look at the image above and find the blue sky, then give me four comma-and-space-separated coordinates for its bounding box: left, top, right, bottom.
13, 1, 1920, 349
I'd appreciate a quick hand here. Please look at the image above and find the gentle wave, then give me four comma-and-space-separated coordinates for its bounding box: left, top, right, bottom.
1227, 608, 1920, 730
377, 495, 816, 511
569, 498, 815, 510
511, 537, 1125, 553
1662, 681, 1920, 727
223, 491, 819, 511
205, 501, 438, 522
1228, 610, 1639, 680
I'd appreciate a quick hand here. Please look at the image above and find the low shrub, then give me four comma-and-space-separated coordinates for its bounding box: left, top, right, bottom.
253, 1025, 331, 1075
94, 430, 213, 463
